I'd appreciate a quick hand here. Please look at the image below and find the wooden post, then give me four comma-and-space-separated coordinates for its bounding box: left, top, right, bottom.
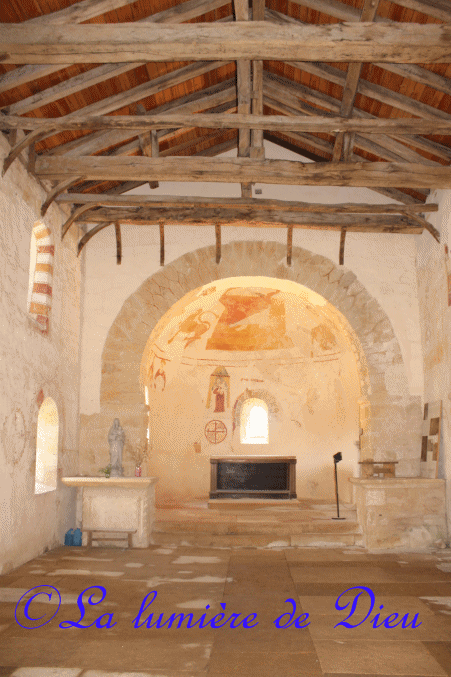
115, 221, 122, 265
159, 222, 165, 267
339, 227, 346, 265
287, 225, 293, 266
215, 223, 221, 263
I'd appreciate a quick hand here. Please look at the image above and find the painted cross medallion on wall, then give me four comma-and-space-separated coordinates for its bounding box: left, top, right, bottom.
205, 420, 227, 444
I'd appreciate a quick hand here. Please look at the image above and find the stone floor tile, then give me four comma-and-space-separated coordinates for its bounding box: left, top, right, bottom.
10, 670, 82, 677
423, 642, 451, 676
289, 566, 400, 584
207, 650, 322, 676
295, 582, 451, 597
0, 639, 80, 667
69, 638, 213, 672
313, 639, 447, 675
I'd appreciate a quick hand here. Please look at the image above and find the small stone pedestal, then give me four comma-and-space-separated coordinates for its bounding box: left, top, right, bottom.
62, 476, 158, 548
350, 477, 447, 550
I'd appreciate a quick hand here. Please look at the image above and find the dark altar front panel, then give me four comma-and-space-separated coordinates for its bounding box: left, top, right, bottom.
210, 456, 297, 499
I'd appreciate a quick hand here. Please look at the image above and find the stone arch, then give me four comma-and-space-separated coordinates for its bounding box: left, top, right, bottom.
100, 241, 421, 474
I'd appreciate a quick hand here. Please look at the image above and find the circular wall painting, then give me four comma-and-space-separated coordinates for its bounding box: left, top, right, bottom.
205, 420, 227, 444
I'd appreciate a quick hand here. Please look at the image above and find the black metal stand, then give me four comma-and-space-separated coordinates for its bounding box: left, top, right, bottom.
332, 457, 345, 520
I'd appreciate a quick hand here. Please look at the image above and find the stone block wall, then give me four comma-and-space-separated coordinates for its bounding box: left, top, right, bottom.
0, 134, 83, 573
351, 478, 447, 549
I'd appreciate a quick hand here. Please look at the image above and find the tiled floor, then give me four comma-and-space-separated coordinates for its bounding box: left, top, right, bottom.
0, 544, 451, 676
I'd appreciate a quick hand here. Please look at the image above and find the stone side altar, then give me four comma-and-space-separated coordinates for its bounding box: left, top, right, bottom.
62, 477, 158, 548
350, 478, 447, 550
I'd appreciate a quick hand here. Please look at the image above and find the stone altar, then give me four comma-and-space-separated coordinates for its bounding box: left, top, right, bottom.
62, 476, 158, 548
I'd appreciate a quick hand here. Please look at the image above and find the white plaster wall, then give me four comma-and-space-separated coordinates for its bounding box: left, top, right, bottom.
0, 135, 83, 573
416, 189, 451, 536
80, 141, 423, 416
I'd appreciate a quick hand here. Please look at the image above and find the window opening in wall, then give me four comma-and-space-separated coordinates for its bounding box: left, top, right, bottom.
240, 398, 269, 444
35, 397, 59, 495
28, 220, 54, 334
27, 228, 37, 311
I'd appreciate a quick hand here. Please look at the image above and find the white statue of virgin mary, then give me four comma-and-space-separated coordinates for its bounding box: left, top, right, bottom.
108, 418, 125, 477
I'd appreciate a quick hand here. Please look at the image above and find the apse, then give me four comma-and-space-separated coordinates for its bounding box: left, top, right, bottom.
141, 276, 361, 506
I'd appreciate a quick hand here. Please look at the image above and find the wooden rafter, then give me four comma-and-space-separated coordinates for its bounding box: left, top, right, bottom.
332, 0, 380, 163
1, 23, 451, 64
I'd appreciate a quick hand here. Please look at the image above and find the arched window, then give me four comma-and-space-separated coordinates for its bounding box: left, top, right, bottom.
240, 398, 269, 444
28, 220, 54, 335
35, 397, 59, 495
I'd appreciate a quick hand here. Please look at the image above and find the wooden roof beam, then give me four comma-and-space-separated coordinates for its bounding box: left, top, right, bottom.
65, 205, 427, 233
1, 22, 451, 64
6, 112, 451, 136
0, 0, 230, 97
55, 193, 439, 214
34, 155, 451, 189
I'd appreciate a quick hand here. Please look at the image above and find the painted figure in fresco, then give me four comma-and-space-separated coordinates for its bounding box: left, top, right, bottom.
167, 309, 214, 348
213, 379, 227, 413
154, 367, 166, 392
108, 418, 125, 477
206, 367, 230, 412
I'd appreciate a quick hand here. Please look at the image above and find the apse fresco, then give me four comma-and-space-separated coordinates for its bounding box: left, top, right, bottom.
140, 277, 351, 393
206, 288, 293, 351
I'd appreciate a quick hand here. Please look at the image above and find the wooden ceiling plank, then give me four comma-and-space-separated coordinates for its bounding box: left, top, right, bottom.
2, 22, 451, 64
34, 155, 451, 189
41, 178, 84, 216
332, 0, 380, 162
7, 112, 451, 136
0, 0, 230, 101
55, 192, 438, 213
